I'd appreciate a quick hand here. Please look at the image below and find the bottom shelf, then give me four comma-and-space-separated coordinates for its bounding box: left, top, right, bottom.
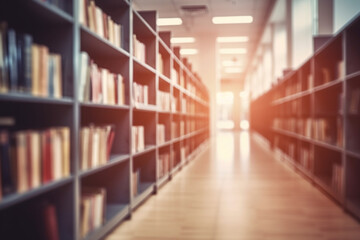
347, 198, 360, 220
85, 204, 129, 240
157, 173, 170, 188
132, 183, 154, 209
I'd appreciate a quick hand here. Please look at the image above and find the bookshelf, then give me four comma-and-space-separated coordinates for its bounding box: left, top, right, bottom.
0, 0, 210, 240
250, 13, 360, 221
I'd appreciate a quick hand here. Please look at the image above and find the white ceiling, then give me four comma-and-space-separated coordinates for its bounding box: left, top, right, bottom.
133, 0, 274, 82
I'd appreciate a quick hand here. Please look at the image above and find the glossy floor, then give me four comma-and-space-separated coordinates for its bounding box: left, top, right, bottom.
106, 131, 360, 240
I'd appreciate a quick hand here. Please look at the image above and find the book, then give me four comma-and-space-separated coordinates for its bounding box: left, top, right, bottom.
133, 34, 146, 63
132, 168, 140, 197
0, 130, 13, 195
158, 153, 170, 179
158, 90, 171, 111
349, 88, 360, 114
157, 124, 165, 144
80, 125, 115, 171
81, 0, 122, 47
81, 187, 106, 238
332, 164, 342, 194
0, 22, 8, 93
132, 82, 149, 107
7, 28, 18, 92
43, 203, 60, 240
132, 125, 145, 153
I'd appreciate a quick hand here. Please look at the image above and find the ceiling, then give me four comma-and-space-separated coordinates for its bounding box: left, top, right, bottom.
133, 0, 275, 83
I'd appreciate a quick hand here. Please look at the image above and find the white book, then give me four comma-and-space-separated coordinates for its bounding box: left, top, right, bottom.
138, 126, 145, 151
79, 52, 89, 102
107, 73, 115, 105
78, 0, 86, 25
101, 68, 108, 104
117, 74, 124, 105
91, 128, 100, 168
144, 85, 148, 105
81, 127, 90, 170
95, 7, 104, 38
52, 130, 63, 181
29, 131, 41, 188
131, 126, 137, 153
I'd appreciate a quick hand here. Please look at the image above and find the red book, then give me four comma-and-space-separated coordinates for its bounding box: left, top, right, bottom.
26, 132, 33, 189
41, 130, 52, 184
106, 129, 115, 160
43, 203, 60, 240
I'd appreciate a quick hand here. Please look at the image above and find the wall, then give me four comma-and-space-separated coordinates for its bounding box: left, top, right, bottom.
334, 0, 360, 33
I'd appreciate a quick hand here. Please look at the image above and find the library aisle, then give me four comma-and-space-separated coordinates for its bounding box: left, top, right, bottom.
107, 131, 360, 240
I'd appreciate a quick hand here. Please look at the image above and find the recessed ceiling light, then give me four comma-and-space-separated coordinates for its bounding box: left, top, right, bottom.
212, 16, 253, 24
222, 60, 242, 67
220, 48, 247, 54
217, 36, 249, 43
225, 67, 243, 73
157, 18, 183, 26
171, 37, 196, 44
180, 49, 198, 55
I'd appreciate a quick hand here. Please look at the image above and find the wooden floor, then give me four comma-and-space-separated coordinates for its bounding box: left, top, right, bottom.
106, 131, 360, 240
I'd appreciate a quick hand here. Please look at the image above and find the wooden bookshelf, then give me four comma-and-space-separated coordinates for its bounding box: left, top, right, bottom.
0, 0, 210, 240
250, 12, 360, 220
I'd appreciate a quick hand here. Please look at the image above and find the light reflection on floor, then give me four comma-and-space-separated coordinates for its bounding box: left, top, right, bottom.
215, 130, 250, 175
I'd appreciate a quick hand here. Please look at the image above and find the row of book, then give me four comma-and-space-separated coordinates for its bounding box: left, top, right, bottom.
158, 53, 164, 76
133, 35, 146, 63
79, 52, 126, 105
0, 127, 70, 200
273, 74, 313, 101
0, 23, 63, 97
157, 124, 166, 145
131, 126, 145, 153
132, 82, 148, 107
349, 88, 360, 114
273, 118, 312, 138
80, 125, 115, 171
320, 60, 345, 85
313, 118, 343, 147
332, 163, 343, 194
80, 187, 106, 238
79, 0, 122, 48
158, 153, 170, 179
299, 147, 313, 171
158, 90, 171, 111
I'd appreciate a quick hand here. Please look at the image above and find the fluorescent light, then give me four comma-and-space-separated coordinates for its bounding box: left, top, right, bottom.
212, 16, 253, 24
217, 36, 249, 43
222, 60, 242, 67
171, 37, 195, 44
220, 48, 247, 54
225, 67, 243, 73
157, 18, 182, 26
180, 49, 198, 55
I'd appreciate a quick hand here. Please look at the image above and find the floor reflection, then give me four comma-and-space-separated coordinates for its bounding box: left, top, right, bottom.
215, 130, 251, 174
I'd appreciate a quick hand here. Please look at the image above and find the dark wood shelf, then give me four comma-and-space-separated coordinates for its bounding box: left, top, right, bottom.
80, 154, 130, 178
132, 182, 154, 209
132, 145, 156, 157
0, 93, 73, 105
80, 102, 130, 110
81, 26, 130, 59
84, 204, 129, 240
0, 176, 73, 210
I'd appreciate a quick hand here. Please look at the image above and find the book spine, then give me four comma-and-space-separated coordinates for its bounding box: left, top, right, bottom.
6, 29, 18, 91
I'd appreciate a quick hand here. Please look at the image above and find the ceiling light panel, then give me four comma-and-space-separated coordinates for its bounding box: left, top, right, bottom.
180, 49, 198, 55
219, 48, 247, 54
212, 16, 253, 24
217, 36, 249, 43
171, 37, 196, 43
157, 18, 183, 26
